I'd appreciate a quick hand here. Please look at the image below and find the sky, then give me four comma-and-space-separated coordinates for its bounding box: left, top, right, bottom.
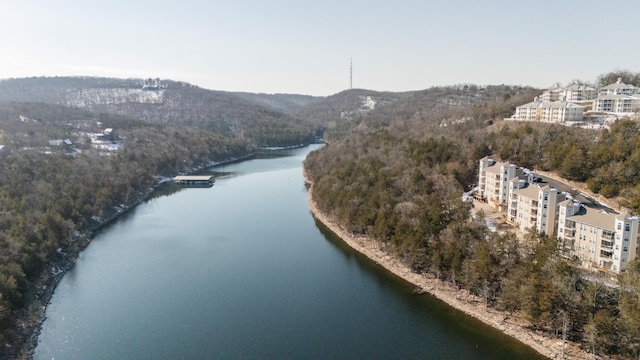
0, 0, 638, 96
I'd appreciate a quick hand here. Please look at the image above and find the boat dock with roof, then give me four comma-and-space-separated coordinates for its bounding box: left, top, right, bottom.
173, 175, 215, 186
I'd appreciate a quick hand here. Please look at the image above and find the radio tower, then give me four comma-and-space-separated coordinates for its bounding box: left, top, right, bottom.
349, 58, 353, 90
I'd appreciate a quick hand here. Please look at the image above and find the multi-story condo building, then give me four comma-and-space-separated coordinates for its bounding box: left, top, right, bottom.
592, 94, 640, 113
598, 78, 638, 96
477, 158, 640, 274
478, 157, 532, 211
540, 83, 563, 102
560, 83, 597, 101
557, 201, 640, 274
513, 98, 585, 122
506, 182, 565, 236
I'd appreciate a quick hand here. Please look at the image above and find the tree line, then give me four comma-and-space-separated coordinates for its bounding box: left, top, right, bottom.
304, 73, 640, 358
0, 100, 313, 355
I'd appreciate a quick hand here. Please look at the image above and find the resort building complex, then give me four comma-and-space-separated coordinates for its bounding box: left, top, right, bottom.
477, 157, 640, 274
510, 78, 640, 123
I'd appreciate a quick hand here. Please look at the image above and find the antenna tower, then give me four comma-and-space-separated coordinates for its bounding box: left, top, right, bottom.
349, 58, 353, 90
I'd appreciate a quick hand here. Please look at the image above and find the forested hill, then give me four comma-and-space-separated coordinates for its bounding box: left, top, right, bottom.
232, 92, 320, 114
297, 85, 540, 141
304, 74, 640, 359
0, 77, 316, 147
293, 88, 410, 131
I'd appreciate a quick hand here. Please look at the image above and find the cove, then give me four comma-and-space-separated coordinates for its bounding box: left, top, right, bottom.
34, 144, 543, 359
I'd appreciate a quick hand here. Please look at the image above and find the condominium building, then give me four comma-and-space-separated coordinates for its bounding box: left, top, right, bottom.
598, 78, 638, 96
592, 94, 640, 113
513, 99, 585, 122
560, 83, 597, 101
477, 158, 640, 274
506, 182, 565, 236
478, 157, 532, 211
540, 83, 563, 102
557, 201, 640, 274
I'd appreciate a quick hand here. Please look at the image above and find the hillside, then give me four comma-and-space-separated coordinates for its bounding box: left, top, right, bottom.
293, 89, 409, 131
232, 92, 320, 114
304, 78, 640, 359
294, 85, 540, 142
0, 77, 316, 147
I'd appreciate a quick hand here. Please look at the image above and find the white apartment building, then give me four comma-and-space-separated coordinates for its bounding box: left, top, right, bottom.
598, 78, 638, 96
507, 182, 565, 236
561, 83, 597, 101
592, 94, 640, 113
513, 99, 585, 122
540, 83, 563, 102
478, 157, 532, 211
477, 158, 640, 274
557, 201, 640, 274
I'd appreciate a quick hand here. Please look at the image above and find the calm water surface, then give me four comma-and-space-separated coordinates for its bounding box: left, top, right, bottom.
34, 145, 543, 359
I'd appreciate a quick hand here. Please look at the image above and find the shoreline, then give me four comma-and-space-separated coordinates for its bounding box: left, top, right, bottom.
303, 171, 594, 360
9, 151, 263, 360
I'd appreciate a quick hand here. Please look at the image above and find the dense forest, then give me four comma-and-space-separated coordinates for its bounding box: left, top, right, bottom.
305, 71, 640, 358
0, 76, 324, 358
0, 77, 318, 147
2, 71, 640, 358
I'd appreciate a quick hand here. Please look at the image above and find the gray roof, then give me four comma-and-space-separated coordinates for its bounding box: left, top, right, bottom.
514, 185, 540, 200
601, 79, 637, 91
518, 101, 585, 109
564, 83, 596, 91
596, 94, 638, 100
568, 205, 618, 230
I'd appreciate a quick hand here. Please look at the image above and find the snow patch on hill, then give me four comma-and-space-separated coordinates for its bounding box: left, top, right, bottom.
64, 88, 164, 107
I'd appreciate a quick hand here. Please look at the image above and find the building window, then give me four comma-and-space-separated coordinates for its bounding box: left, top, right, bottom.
624, 246, 628, 252
625, 224, 630, 232
618, 223, 622, 230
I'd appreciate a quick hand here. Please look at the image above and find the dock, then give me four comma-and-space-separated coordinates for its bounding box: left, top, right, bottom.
173, 175, 215, 186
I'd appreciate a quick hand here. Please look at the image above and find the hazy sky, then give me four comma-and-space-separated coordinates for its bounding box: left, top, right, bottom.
1, 0, 638, 96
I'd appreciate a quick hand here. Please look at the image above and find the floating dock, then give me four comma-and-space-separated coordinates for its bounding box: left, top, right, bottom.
173, 175, 215, 186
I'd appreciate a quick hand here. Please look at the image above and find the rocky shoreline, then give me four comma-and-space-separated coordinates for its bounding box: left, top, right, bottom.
10, 189, 152, 360
303, 171, 596, 360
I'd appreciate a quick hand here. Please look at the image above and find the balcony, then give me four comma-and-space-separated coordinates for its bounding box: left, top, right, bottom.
602, 232, 615, 241
531, 200, 539, 207
531, 209, 538, 215
601, 240, 614, 249
564, 229, 575, 238
510, 209, 517, 217
600, 250, 613, 259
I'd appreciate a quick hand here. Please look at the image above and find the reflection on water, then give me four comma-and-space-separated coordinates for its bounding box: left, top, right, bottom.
35, 144, 543, 360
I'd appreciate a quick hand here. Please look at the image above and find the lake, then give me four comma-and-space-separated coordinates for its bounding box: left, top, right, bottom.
34, 144, 543, 359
